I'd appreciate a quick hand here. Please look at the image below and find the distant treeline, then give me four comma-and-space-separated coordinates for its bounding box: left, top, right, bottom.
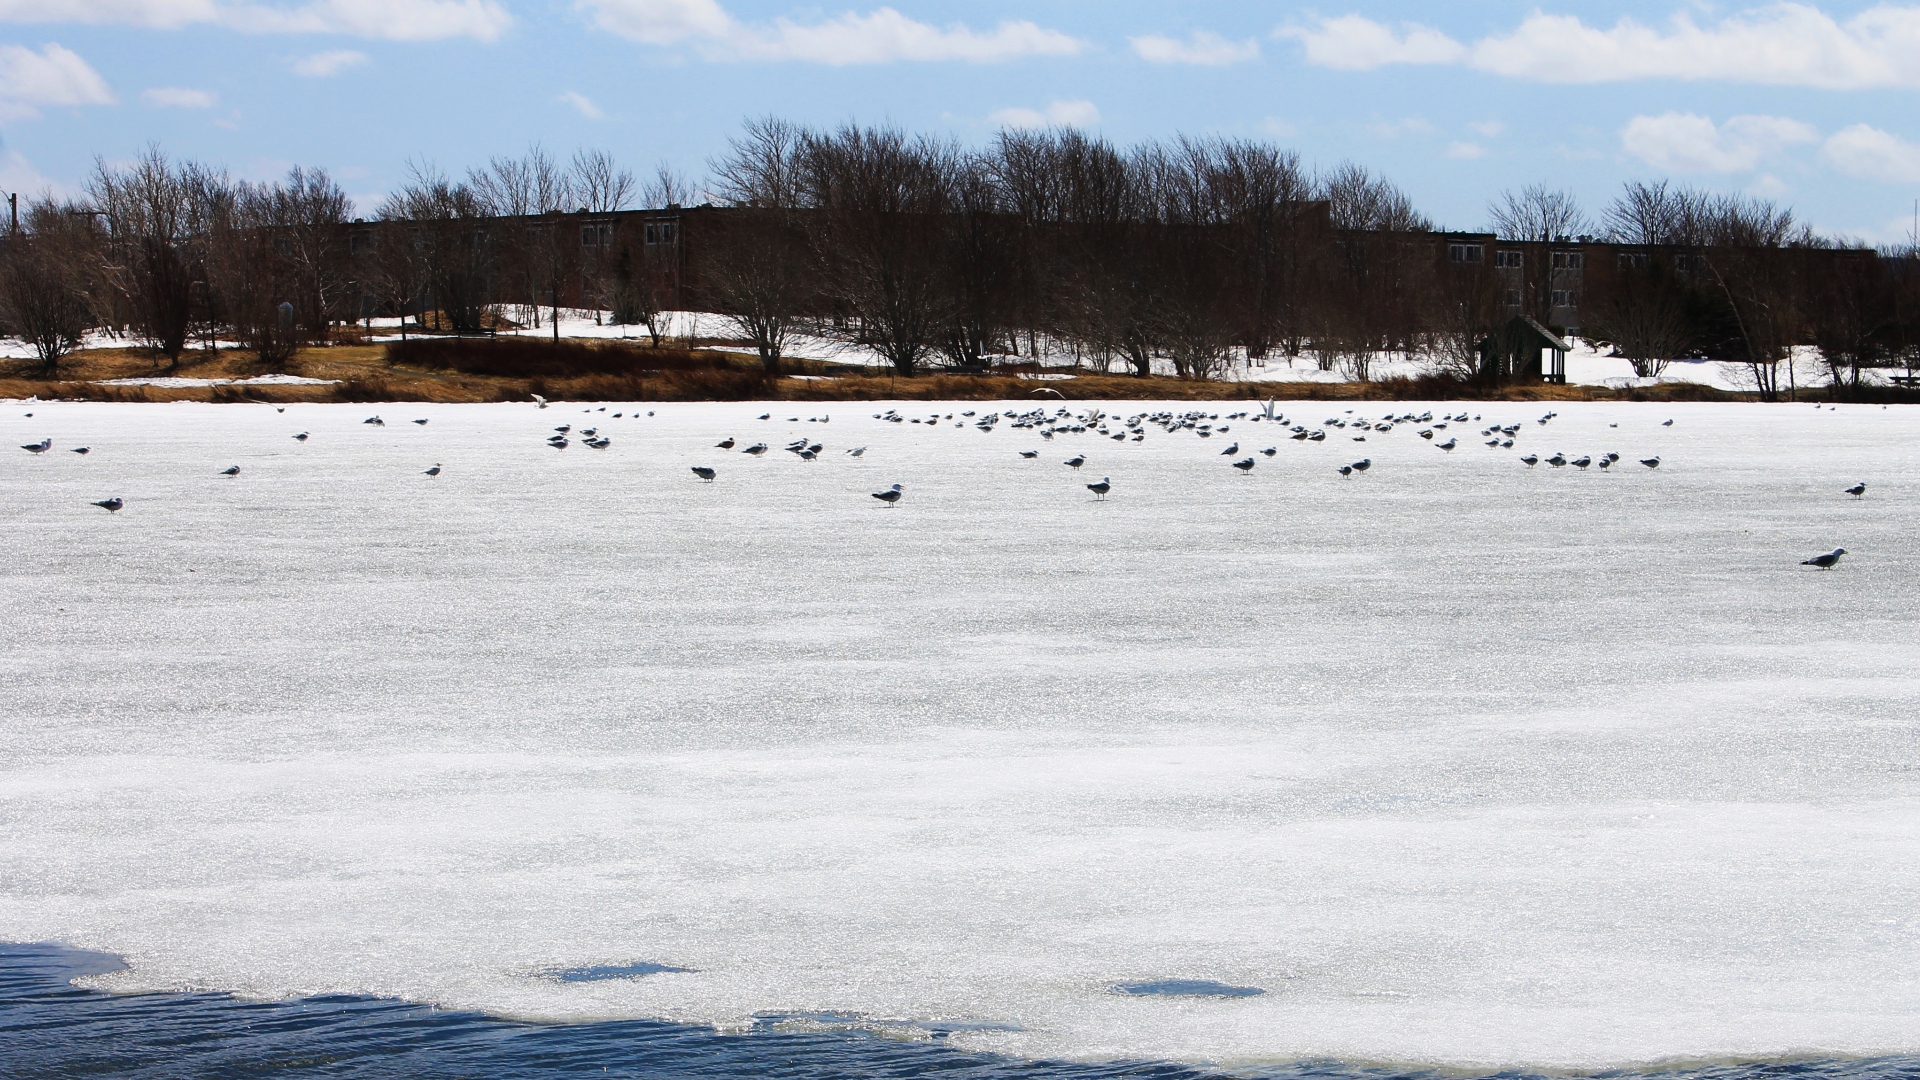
4, 121, 1917, 400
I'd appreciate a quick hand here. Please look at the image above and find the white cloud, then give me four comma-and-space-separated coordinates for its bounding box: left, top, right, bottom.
1821, 123, 1920, 182
1620, 112, 1819, 172
292, 48, 367, 75
1282, 4, 1920, 89
0, 43, 113, 120
580, 0, 1084, 63
1261, 117, 1297, 137
0, 0, 509, 41
1469, 119, 1505, 138
989, 98, 1098, 130
141, 85, 214, 107
1275, 15, 1463, 70
1130, 30, 1258, 65
1367, 115, 1434, 139
1446, 141, 1484, 159
558, 90, 603, 118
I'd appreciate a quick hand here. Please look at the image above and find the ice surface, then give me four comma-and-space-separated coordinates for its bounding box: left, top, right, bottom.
1, 398, 1917, 1069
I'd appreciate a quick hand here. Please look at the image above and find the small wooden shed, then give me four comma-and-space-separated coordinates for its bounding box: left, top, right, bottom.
1478, 315, 1570, 385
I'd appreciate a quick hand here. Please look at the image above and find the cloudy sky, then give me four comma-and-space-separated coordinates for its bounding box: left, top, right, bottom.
3, 0, 1919, 241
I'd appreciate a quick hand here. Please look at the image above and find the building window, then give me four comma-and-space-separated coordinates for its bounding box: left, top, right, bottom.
1673, 253, 1703, 272
1551, 289, 1576, 307
1618, 252, 1649, 269
1551, 251, 1585, 269
1495, 249, 1523, 269
645, 222, 677, 246
581, 224, 613, 247
349, 231, 373, 255
1449, 243, 1484, 264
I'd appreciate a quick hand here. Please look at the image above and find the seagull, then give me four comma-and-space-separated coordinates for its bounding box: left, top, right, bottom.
717, 438, 735, 449
293, 432, 309, 441
758, 413, 771, 420
1437, 438, 1457, 452
532, 394, 548, 409
872, 483, 903, 505
1662, 419, 1673, 426
743, 443, 768, 455
1221, 442, 1238, 455
1087, 476, 1111, 500
220, 465, 240, 476
1598, 456, 1612, 469
554, 425, 570, 434
1640, 457, 1659, 469
549, 437, 568, 449
1801, 547, 1847, 569
92, 497, 122, 513
1845, 482, 1866, 499
363, 416, 383, 426
424, 464, 441, 476
71, 446, 89, 455
846, 447, 866, 457
412, 419, 428, 426
21, 439, 49, 454
1064, 455, 1085, 468
1231, 457, 1255, 473
1260, 447, 1276, 457
1546, 453, 1566, 467
1351, 458, 1371, 472
1019, 450, 1038, 459
1572, 456, 1591, 468
691, 466, 716, 482
1337, 464, 1353, 478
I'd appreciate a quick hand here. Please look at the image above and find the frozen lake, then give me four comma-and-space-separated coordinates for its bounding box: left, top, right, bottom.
1, 398, 1916, 1070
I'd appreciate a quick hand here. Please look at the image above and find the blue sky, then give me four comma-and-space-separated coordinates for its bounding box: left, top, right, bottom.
4, 0, 1920, 242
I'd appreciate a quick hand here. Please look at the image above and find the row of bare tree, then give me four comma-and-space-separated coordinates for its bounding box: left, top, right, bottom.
4, 130, 1918, 399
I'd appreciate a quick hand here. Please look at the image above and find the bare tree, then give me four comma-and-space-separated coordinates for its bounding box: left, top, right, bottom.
705, 121, 812, 371
570, 149, 635, 213
378, 162, 494, 332
1489, 184, 1591, 325
86, 146, 228, 367
0, 198, 97, 374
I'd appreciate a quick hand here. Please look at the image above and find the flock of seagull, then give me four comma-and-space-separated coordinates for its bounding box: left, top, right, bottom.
15, 396, 1875, 568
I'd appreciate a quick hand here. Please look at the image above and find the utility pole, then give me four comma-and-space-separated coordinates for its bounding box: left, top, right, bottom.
7, 193, 16, 235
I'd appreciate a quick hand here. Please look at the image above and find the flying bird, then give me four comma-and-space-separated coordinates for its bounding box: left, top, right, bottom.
21, 439, 49, 454
424, 464, 441, 476
1845, 482, 1866, 499
691, 466, 716, 482
1802, 547, 1847, 569
873, 483, 903, 505
1087, 476, 1111, 500
532, 394, 548, 409
92, 497, 123, 513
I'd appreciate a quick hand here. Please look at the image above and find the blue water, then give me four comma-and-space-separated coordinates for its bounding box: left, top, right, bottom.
3, 943, 1918, 1080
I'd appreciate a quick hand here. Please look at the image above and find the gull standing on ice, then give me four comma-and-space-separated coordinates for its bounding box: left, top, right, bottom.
1640, 456, 1659, 468
21, 439, 49, 454
71, 446, 89, 455
690, 466, 716, 482
424, 464, 441, 476
1086, 477, 1111, 500
1802, 548, 1847, 568
220, 465, 241, 477
92, 497, 123, 513
1844, 482, 1866, 499
873, 484, 903, 505
1064, 455, 1085, 469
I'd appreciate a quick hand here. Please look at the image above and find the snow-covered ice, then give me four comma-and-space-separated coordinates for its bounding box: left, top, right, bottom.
1, 398, 1916, 1069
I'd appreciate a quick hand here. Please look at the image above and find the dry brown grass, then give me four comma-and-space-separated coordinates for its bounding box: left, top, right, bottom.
0, 342, 1749, 404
